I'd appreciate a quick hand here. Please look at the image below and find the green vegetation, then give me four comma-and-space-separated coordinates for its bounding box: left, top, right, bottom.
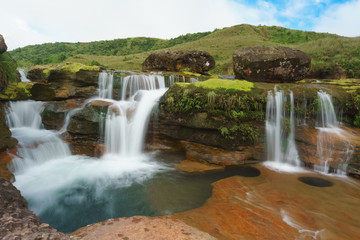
61, 62, 100, 73
192, 79, 254, 91
10, 31, 213, 67
9, 24, 360, 77
219, 124, 259, 142
0, 82, 33, 100
0, 53, 18, 85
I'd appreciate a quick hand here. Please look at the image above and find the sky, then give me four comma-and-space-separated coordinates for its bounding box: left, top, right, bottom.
1, 0, 360, 50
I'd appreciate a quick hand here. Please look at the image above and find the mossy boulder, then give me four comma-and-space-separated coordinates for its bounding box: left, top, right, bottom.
0, 82, 33, 100
142, 51, 215, 74
233, 46, 310, 82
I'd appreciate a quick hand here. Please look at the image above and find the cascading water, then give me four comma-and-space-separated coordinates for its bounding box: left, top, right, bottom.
18, 69, 31, 82
98, 71, 114, 99
315, 90, 352, 174
7, 73, 169, 232
103, 74, 166, 157
264, 88, 301, 171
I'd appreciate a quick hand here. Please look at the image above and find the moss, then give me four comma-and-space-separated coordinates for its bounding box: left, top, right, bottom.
178, 78, 254, 91
61, 62, 100, 73
183, 71, 202, 77
0, 82, 33, 100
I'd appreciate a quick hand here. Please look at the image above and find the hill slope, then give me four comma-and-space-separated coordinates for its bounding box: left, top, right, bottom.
10, 24, 360, 77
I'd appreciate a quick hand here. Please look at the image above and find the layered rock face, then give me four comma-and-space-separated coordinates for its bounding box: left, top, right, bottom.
233, 46, 310, 82
142, 51, 215, 74
0, 34, 7, 54
0, 178, 69, 239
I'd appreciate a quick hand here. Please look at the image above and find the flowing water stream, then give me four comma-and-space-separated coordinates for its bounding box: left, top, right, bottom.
5, 75, 360, 237
6, 73, 221, 233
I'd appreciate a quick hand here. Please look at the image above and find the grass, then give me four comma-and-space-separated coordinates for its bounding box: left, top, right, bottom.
177, 78, 254, 91
9, 24, 360, 76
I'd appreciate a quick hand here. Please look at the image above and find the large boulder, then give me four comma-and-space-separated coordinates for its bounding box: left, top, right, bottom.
0, 178, 69, 239
0, 34, 7, 55
142, 51, 215, 74
233, 46, 310, 82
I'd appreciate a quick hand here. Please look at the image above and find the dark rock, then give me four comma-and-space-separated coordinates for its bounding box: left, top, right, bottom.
41, 99, 85, 130
233, 46, 311, 82
67, 100, 111, 137
30, 83, 56, 101
0, 34, 7, 55
0, 178, 69, 239
27, 66, 47, 82
142, 51, 215, 74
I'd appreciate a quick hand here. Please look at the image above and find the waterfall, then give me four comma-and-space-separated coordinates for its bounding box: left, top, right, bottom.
6, 101, 71, 172
103, 74, 166, 158
317, 90, 338, 128
18, 69, 31, 82
98, 71, 114, 99
265, 88, 300, 169
6, 101, 44, 129
121, 75, 165, 100
315, 91, 352, 174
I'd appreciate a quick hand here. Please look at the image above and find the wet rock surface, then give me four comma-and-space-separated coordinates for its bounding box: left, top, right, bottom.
0, 178, 69, 240
142, 51, 215, 74
233, 46, 310, 82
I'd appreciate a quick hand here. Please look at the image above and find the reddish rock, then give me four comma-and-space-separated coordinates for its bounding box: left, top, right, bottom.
181, 140, 264, 165
175, 160, 225, 173
71, 216, 216, 240
0, 178, 69, 239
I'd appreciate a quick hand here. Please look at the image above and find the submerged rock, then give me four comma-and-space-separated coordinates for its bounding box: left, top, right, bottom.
0, 178, 69, 239
142, 51, 215, 74
233, 46, 310, 82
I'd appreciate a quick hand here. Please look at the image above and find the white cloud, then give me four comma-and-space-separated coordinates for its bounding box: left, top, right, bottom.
313, 0, 360, 37
0, 0, 284, 50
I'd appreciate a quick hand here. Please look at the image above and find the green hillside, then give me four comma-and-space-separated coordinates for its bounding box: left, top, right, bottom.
10, 24, 360, 77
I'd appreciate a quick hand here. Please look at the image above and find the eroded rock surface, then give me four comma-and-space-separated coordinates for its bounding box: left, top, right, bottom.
233, 46, 310, 82
71, 216, 216, 240
0, 178, 69, 240
142, 51, 215, 74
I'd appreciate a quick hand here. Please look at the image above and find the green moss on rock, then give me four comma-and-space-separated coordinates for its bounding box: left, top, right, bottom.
177, 78, 254, 92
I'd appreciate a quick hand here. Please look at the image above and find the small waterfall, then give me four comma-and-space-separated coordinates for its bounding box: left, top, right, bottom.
18, 69, 31, 82
317, 91, 338, 128
265, 89, 300, 168
103, 74, 166, 158
98, 71, 114, 99
121, 75, 165, 100
6, 101, 71, 172
315, 91, 352, 174
6, 101, 44, 129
